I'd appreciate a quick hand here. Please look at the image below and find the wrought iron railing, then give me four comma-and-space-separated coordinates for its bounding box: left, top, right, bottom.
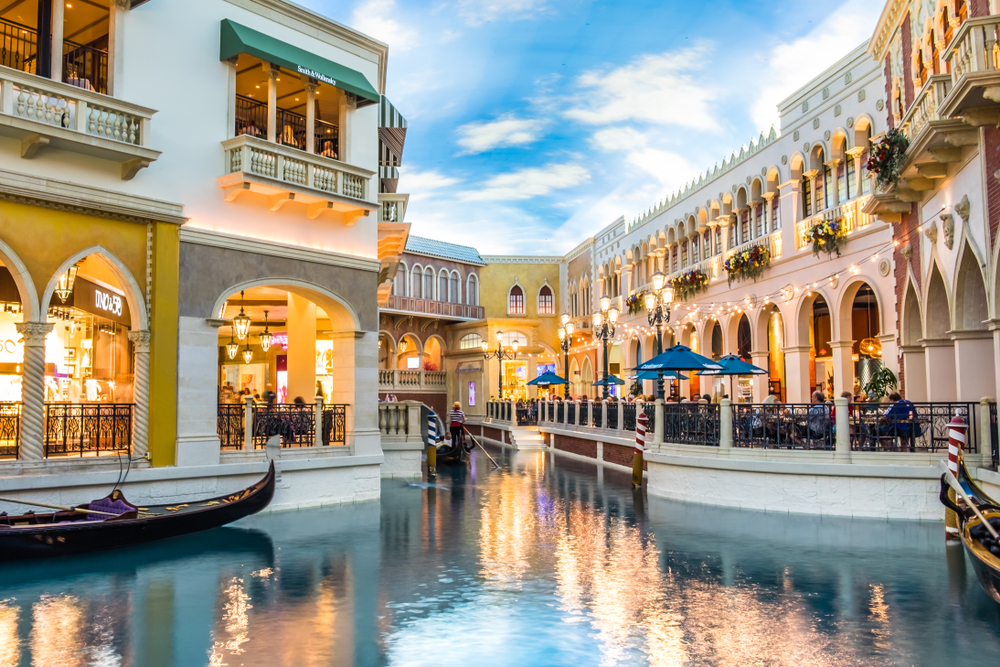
322, 404, 348, 445
579, 403, 590, 427
0, 402, 19, 459
662, 404, 720, 446
623, 403, 636, 431
556, 402, 564, 423
516, 406, 537, 426
567, 402, 576, 424
991, 402, 998, 469
642, 403, 656, 434
62, 39, 108, 94
591, 404, 603, 428
0, 18, 38, 75
607, 404, 618, 430
218, 403, 245, 450
236, 94, 268, 138
314, 119, 339, 157
846, 402, 979, 453
252, 404, 315, 448
733, 403, 833, 450
44, 403, 132, 457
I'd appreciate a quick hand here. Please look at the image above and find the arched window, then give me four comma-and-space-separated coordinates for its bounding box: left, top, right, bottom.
450, 272, 460, 303
822, 163, 832, 210
508, 285, 525, 314
500, 331, 528, 347
460, 333, 482, 350
438, 270, 448, 302
394, 263, 408, 296
538, 284, 554, 314
410, 265, 422, 298
423, 267, 434, 299
467, 274, 479, 306
802, 176, 813, 218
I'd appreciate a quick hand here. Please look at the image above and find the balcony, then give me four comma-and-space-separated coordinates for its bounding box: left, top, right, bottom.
218, 134, 375, 223
0, 65, 159, 179
378, 192, 409, 222
940, 16, 1000, 120
382, 294, 484, 321
795, 195, 876, 251
379, 369, 447, 392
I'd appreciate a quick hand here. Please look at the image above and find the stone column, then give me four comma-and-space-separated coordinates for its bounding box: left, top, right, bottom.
777, 179, 799, 251
653, 398, 664, 445
338, 88, 355, 164
287, 292, 317, 402
750, 350, 770, 402
719, 398, 733, 450
952, 330, 996, 401
314, 396, 324, 447
922, 338, 958, 401
834, 397, 851, 463
783, 345, 813, 403
304, 79, 318, 154
243, 395, 254, 451
617, 401, 624, 432
601, 401, 607, 430
827, 159, 841, 208
265, 63, 280, 144
847, 148, 865, 199
719, 216, 733, 255
573, 401, 580, 426
128, 330, 151, 459
108, 0, 127, 96
16, 322, 53, 460
829, 340, 855, 397
51, 0, 64, 83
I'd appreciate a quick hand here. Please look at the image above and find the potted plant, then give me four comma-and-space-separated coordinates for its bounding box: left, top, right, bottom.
804, 217, 848, 257
866, 128, 909, 191
724, 245, 771, 286
862, 366, 898, 401
629, 380, 643, 397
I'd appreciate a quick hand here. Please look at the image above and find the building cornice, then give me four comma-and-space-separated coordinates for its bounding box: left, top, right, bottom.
869, 0, 907, 60
481, 256, 563, 264
403, 250, 486, 266
0, 168, 186, 224
224, 0, 389, 93
179, 227, 380, 272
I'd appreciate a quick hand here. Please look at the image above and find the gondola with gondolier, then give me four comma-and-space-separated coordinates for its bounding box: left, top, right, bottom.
939, 454, 1000, 605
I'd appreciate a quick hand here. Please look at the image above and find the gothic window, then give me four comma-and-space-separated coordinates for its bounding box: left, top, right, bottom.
508, 285, 525, 314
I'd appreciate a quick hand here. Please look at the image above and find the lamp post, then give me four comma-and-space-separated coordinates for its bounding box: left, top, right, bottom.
482, 329, 519, 399
643, 271, 674, 356
557, 313, 574, 399
592, 295, 619, 400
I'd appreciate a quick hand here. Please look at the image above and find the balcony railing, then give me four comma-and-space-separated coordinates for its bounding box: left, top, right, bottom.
899, 75, 952, 144
235, 95, 339, 157
378, 192, 409, 222
44, 403, 132, 457
0, 18, 109, 95
218, 401, 348, 449
947, 16, 1000, 84
379, 369, 447, 392
726, 229, 782, 264
384, 294, 485, 320
795, 194, 875, 251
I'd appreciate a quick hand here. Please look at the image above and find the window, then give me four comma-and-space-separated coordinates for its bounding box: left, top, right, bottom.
821, 166, 831, 210
771, 195, 780, 230
450, 273, 460, 303
538, 285, 554, 314
802, 177, 812, 218
846, 157, 856, 202
754, 203, 764, 238
460, 333, 482, 349
467, 274, 479, 306
394, 264, 408, 296
438, 271, 448, 301
410, 265, 422, 298
838, 159, 848, 203
406, 356, 420, 369
508, 285, 525, 314
423, 268, 434, 299
500, 331, 528, 347
468, 381, 476, 407
714, 227, 722, 255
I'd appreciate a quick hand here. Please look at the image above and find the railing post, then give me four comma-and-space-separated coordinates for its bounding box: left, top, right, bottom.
0, 79, 13, 116
653, 399, 664, 445
243, 395, 254, 451
834, 397, 851, 463
601, 402, 608, 430
573, 401, 580, 426
406, 401, 422, 444
978, 397, 992, 468
314, 396, 324, 447
720, 398, 733, 450
617, 401, 624, 432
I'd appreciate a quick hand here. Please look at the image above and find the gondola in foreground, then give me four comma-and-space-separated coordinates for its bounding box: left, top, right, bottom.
940, 459, 1000, 605
0, 461, 276, 560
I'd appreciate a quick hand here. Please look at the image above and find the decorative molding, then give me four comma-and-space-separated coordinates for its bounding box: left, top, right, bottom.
179, 227, 380, 273
924, 220, 938, 243
955, 194, 971, 225
940, 213, 955, 250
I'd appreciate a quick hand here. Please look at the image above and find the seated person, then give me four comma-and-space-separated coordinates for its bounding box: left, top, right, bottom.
803, 391, 830, 443
879, 392, 916, 438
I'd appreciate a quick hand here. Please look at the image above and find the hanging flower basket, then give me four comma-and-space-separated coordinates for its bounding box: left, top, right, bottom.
724, 245, 770, 286
866, 128, 909, 191
670, 269, 710, 301
804, 217, 848, 258
625, 290, 647, 315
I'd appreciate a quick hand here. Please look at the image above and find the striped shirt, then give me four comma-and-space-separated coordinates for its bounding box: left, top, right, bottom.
449, 409, 466, 425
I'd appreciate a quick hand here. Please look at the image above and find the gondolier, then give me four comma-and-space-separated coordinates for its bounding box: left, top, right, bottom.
449, 402, 469, 452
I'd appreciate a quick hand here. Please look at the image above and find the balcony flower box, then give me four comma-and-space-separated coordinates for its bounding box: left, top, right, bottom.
725, 245, 770, 286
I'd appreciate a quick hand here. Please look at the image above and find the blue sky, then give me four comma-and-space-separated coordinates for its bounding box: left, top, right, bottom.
301, 0, 884, 255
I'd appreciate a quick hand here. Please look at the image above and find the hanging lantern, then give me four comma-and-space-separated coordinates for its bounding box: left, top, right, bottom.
54, 264, 79, 303
399, 339, 408, 354
232, 290, 252, 340
242, 343, 254, 364
259, 309, 273, 352
226, 329, 239, 360
860, 337, 882, 357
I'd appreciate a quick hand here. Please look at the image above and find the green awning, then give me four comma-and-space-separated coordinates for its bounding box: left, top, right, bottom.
220, 19, 380, 106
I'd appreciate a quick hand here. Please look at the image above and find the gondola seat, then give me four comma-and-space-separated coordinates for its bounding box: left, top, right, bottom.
85, 498, 135, 521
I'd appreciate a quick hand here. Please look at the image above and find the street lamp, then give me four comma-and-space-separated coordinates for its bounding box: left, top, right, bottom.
482, 329, 519, 399
644, 271, 674, 355
557, 312, 574, 399
592, 296, 618, 399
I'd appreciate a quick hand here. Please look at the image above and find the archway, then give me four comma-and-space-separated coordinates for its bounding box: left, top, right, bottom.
608, 343, 623, 397
581, 356, 594, 400
901, 282, 927, 401
378, 333, 395, 371
569, 357, 580, 400
396, 333, 422, 371
850, 283, 881, 398
954, 245, 994, 399
424, 336, 444, 372
924, 265, 956, 400
805, 294, 832, 398
759, 305, 786, 401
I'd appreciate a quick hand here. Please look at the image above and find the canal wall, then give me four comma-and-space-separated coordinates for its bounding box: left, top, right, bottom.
471, 418, 996, 521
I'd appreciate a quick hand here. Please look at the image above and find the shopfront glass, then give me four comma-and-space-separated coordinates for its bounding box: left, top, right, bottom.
501, 360, 527, 400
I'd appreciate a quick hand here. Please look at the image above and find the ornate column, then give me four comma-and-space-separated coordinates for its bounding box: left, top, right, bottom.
265, 63, 280, 144
128, 330, 151, 459
846, 147, 865, 200
827, 159, 841, 208
16, 322, 53, 461
51, 0, 64, 83
750, 350, 770, 402
108, 0, 128, 96
829, 340, 855, 397
304, 79, 319, 154
762, 193, 775, 235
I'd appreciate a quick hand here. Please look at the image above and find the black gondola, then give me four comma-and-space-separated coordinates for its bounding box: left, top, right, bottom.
435, 436, 468, 465
0, 461, 276, 560
940, 459, 1000, 605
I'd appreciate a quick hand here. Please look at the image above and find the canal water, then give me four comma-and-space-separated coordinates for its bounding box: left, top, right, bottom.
1, 448, 999, 666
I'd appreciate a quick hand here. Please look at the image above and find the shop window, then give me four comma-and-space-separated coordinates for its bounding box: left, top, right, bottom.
538, 285, 554, 314
508, 285, 524, 314
460, 333, 482, 350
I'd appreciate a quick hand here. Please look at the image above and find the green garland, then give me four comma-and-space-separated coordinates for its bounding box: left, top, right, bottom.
670, 269, 710, 301
724, 245, 770, 286
867, 128, 909, 191
624, 290, 647, 315
804, 217, 848, 258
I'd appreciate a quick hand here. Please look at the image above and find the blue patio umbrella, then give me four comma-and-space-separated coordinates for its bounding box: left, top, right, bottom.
629, 370, 688, 381
695, 354, 768, 399
526, 372, 567, 386
592, 374, 625, 387
634, 345, 723, 399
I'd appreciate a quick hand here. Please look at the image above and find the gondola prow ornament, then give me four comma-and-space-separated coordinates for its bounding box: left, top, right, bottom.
945, 412, 968, 542
632, 411, 647, 488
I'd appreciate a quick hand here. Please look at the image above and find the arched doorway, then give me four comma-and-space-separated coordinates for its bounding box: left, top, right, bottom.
735, 314, 752, 401
581, 356, 594, 399
424, 336, 443, 372
569, 357, 580, 399
955, 245, 993, 399
760, 305, 786, 401
851, 283, 881, 398
901, 283, 926, 401
925, 266, 956, 400
809, 295, 832, 397
378, 333, 395, 370
396, 334, 422, 371
608, 343, 623, 397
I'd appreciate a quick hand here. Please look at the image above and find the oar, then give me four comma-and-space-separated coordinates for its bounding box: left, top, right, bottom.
463, 426, 501, 469
0, 496, 121, 518
939, 461, 1000, 540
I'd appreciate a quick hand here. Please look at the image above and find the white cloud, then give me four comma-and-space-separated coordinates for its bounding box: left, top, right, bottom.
591, 127, 701, 188
350, 0, 419, 52
564, 45, 720, 131
455, 115, 546, 154
458, 163, 590, 201
749, 0, 884, 130
399, 167, 462, 193
458, 0, 547, 26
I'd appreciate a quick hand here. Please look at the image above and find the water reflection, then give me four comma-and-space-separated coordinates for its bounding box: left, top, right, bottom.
0, 451, 997, 666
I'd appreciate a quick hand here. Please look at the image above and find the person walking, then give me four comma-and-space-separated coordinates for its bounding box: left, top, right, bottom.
449, 402, 468, 452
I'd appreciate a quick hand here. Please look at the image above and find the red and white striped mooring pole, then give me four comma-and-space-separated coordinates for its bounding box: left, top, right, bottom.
945, 412, 968, 541
632, 411, 647, 488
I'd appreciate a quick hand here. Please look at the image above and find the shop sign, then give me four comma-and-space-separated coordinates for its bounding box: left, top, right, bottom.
94, 290, 123, 317
72, 279, 131, 326
296, 66, 335, 86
